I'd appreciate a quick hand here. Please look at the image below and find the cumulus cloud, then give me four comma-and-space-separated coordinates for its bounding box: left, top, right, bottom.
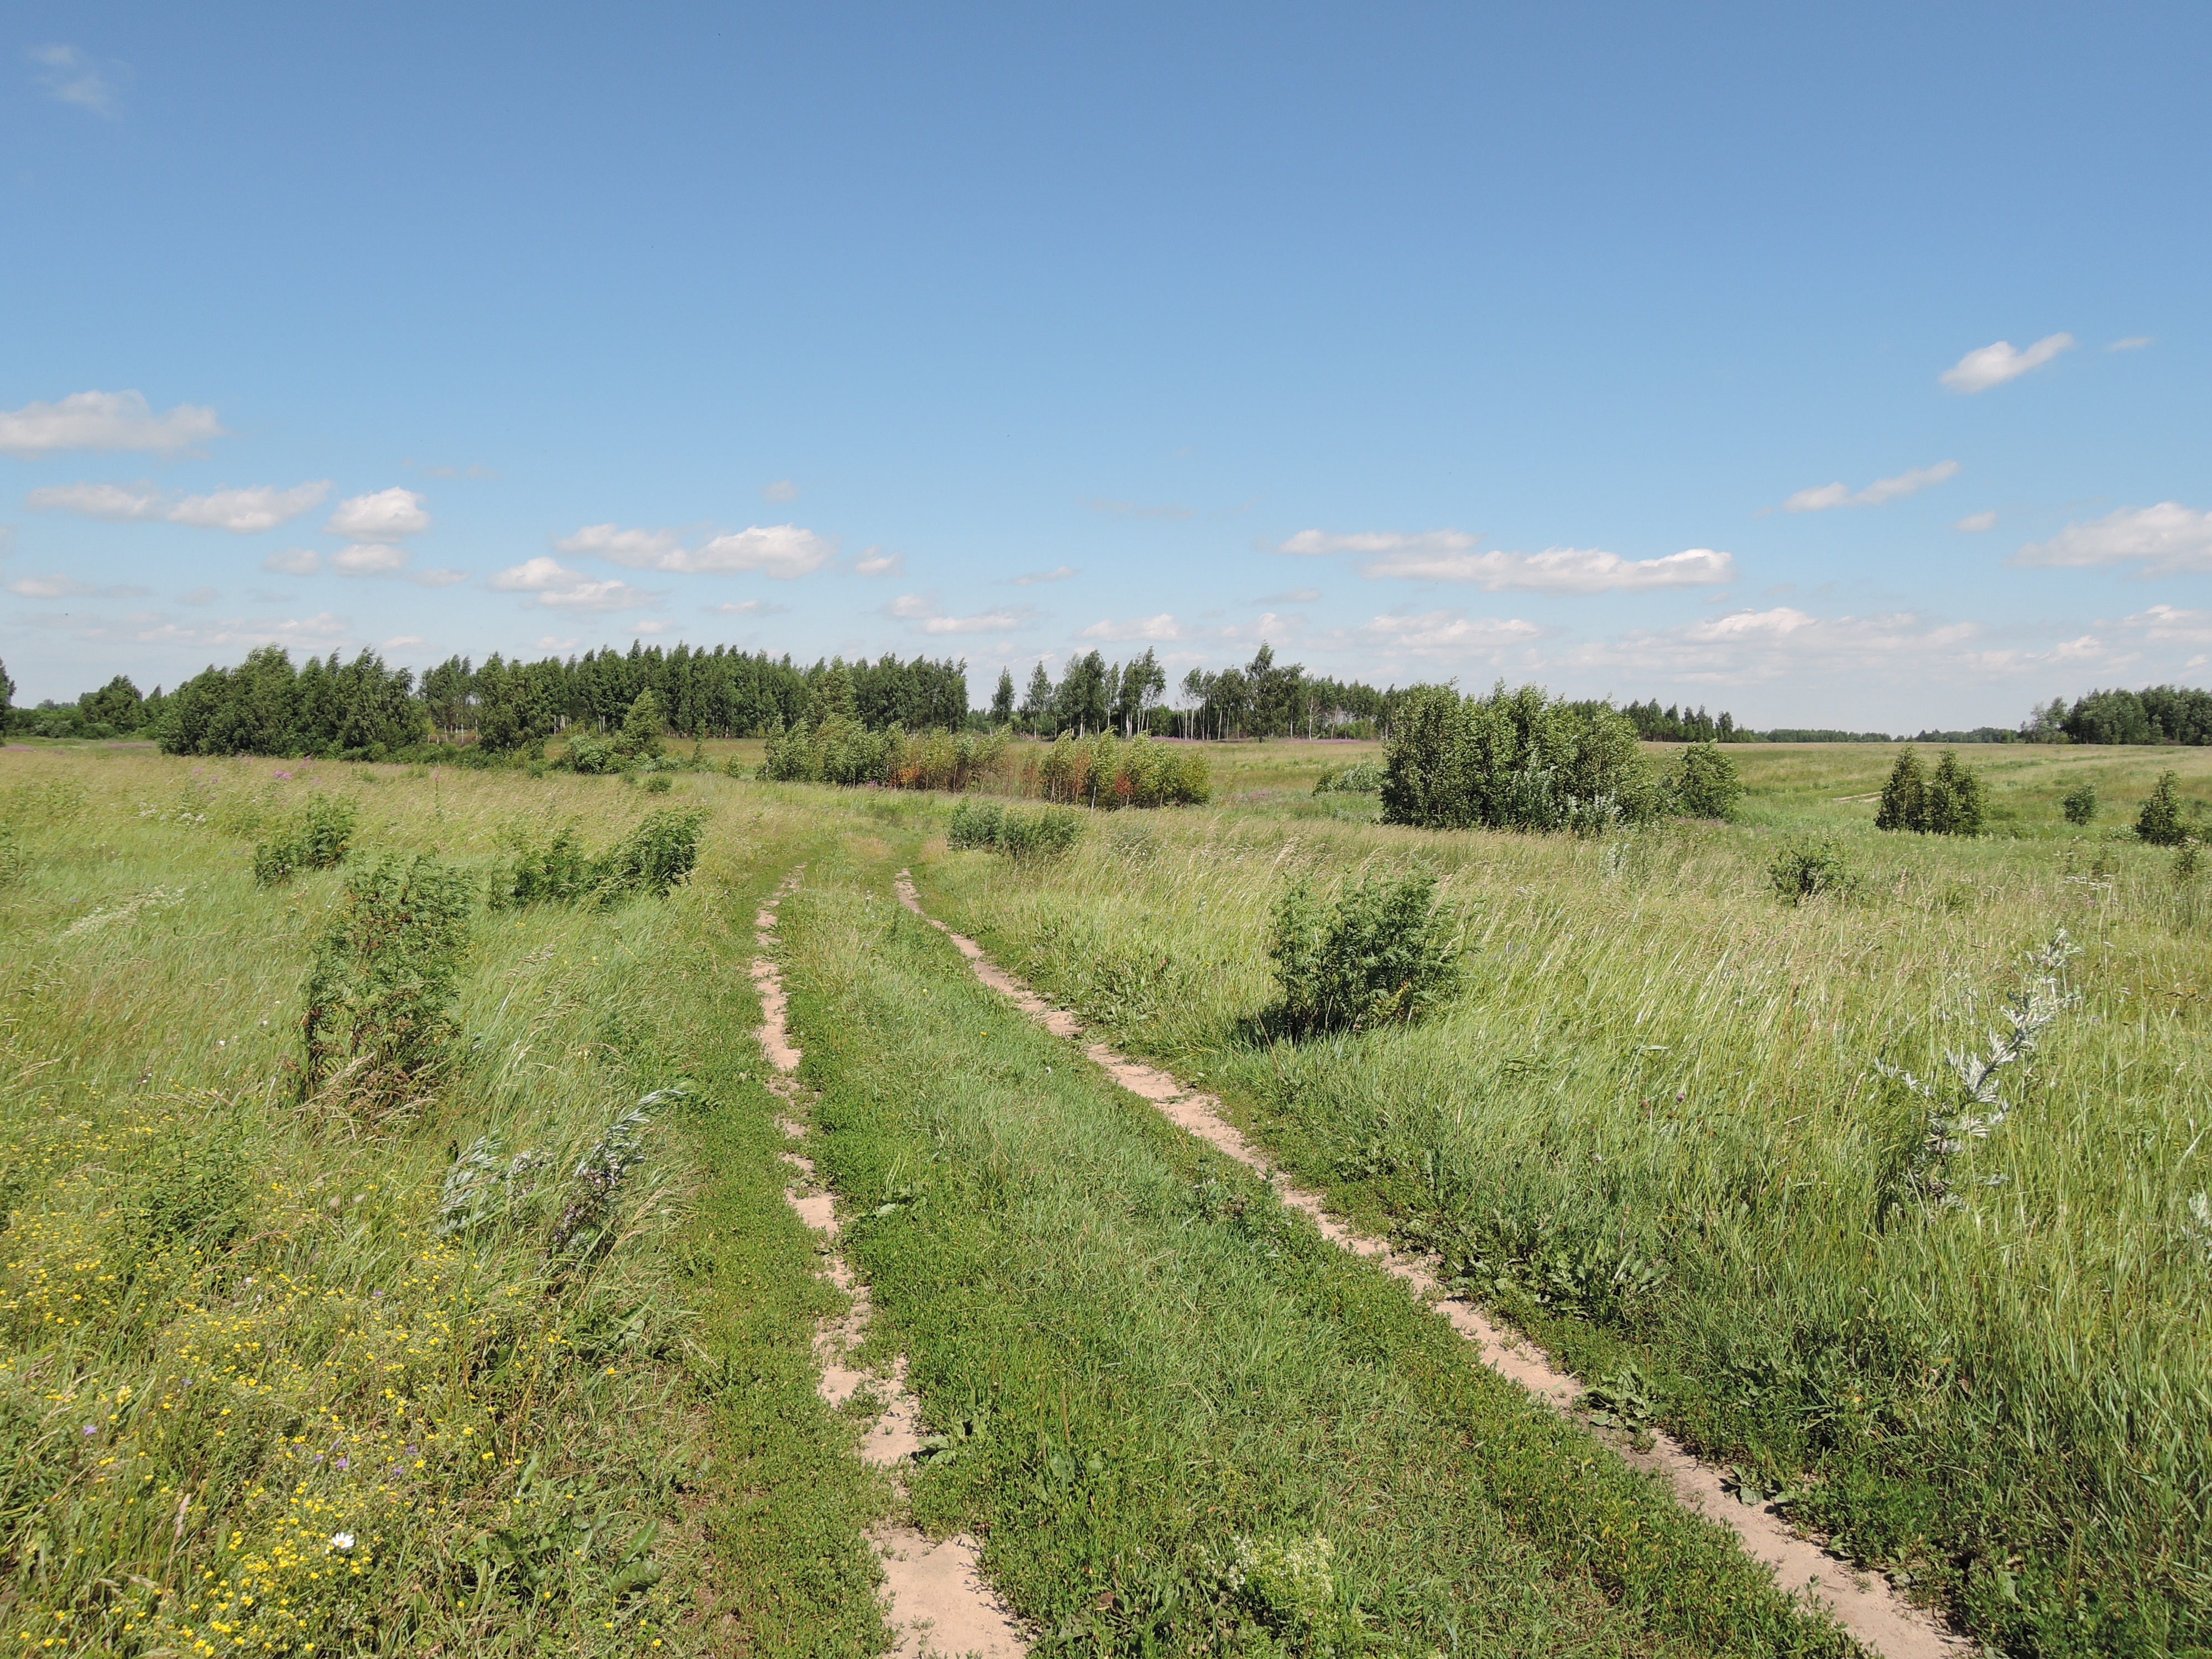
761, 479, 799, 503
558, 521, 836, 579
1955, 510, 1998, 533
707, 598, 789, 616
2009, 502, 2212, 577
1345, 611, 1544, 656
492, 556, 658, 612
1279, 529, 1731, 592
326, 487, 430, 541
28, 44, 122, 117
330, 544, 410, 577
1012, 565, 1079, 585
1780, 460, 1960, 513
28, 478, 331, 531
889, 594, 1035, 635
1940, 333, 2075, 393
127, 611, 352, 652
0, 389, 223, 455
854, 546, 906, 577
262, 548, 322, 576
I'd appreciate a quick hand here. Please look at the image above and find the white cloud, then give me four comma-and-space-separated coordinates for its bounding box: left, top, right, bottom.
492, 556, 657, 612
555, 523, 685, 563
330, 544, 410, 576
1939, 333, 2075, 393
262, 547, 322, 576
707, 598, 789, 616
1346, 611, 1544, 657
1781, 460, 1959, 513
854, 545, 906, 577
422, 462, 496, 478
2122, 603, 2212, 646
890, 593, 1035, 635
1279, 528, 1478, 558
28, 44, 121, 117
559, 520, 836, 579
0, 389, 223, 455
2010, 502, 2212, 576
408, 568, 468, 588
1955, 510, 1998, 533
28, 478, 330, 531
128, 611, 352, 652
1080, 614, 1186, 642
383, 635, 427, 650
1368, 544, 1735, 592
327, 487, 430, 541
630, 619, 671, 635
8, 572, 149, 600
1012, 565, 1079, 585
2109, 336, 2153, 351
761, 479, 799, 503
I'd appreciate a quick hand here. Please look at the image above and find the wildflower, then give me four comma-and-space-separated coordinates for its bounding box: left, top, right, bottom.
328, 1533, 353, 1551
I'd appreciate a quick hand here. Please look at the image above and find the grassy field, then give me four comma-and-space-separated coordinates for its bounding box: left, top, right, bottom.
2, 735, 2205, 1657
922, 740, 2212, 1659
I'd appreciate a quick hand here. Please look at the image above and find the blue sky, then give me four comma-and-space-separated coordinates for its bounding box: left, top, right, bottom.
4, 1, 2208, 728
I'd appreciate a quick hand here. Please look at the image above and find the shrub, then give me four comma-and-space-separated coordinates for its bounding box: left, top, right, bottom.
590, 807, 705, 902
1380, 682, 1659, 834
1667, 741, 1743, 820
302, 853, 473, 1120
1266, 867, 1460, 1034
1312, 760, 1384, 795
1767, 836, 1858, 904
2060, 780, 2099, 825
618, 689, 666, 760
251, 794, 358, 885
565, 734, 620, 774
644, 774, 673, 795
488, 820, 596, 909
2137, 769, 2188, 846
1875, 745, 1983, 835
947, 799, 1083, 857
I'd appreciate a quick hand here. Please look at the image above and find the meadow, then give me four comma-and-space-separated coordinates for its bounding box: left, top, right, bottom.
1, 734, 2205, 1657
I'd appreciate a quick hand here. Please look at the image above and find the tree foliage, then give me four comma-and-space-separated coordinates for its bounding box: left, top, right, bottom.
1379, 683, 1661, 834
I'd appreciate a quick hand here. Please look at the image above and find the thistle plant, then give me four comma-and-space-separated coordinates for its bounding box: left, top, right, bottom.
1877, 928, 2080, 1212
550, 1087, 685, 1254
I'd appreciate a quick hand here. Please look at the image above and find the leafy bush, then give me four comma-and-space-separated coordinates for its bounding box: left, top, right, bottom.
1312, 760, 1384, 795
1380, 682, 1660, 834
1767, 836, 1858, 904
488, 820, 596, 909
946, 799, 1084, 857
2137, 769, 2189, 846
302, 853, 474, 1120
1875, 745, 1985, 835
643, 774, 672, 795
1267, 867, 1460, 1034
589, 808, 705, 902
618, 688, 666, 759
251, 794, 357, 885
2060, 780, 2099, 825
1666, 741, 1743, 820
565, 734, 620, 774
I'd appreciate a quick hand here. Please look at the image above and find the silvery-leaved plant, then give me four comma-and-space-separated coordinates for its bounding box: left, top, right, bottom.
1877, 928, 2081, 1212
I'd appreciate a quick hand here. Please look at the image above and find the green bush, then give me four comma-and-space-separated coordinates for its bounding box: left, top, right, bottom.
488, 820, 596, 909
2060, 780, 2099, 825
302, 853, 473, 1120
565, 734, 620, 774
2137, 770, 2189, 846
1667, 741, 1743, 820
1767, 836, 1858, 904
251, 794, 358, 885
1875, 745, 1984, 835
1312, 760, 1384, 795
1267, 867, 1460, 1034
589, 807, 705, 902
946, 799, 1083, 857
1380, 682, 1659, 834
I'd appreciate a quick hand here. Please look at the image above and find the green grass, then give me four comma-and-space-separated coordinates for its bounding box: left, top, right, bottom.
0, 752, 886, 1656
776, 848, 1858, 1658
918, 752, 2212, 1659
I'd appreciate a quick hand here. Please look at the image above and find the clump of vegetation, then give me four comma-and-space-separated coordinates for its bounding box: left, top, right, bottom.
302, 852, 474, 1119
946, 798, 1084, 857
1665, 740, 1743, 820
489, 809, 703, 910
1313, 759, 1384, 795
2060, 779, 2099, 825
1220, 1533, 1374, 1650
1874, 744, 1986, 834
550, 1088, 682, 1256
1766, 835, 1859, 904
2136, 769, 2192, 845
1267, 867, 1460, 1034
251, 793, 358, 885
1381, 682, 1660, 834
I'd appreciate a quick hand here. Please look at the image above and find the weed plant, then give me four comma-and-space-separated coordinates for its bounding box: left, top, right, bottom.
1766, 836, 1859, 904
946, 798, 1084, 857
252, 793, 358, 886
1311, 760, 1384, 795
1265, 867, 1460, 1034
921, 790, 2212, 1658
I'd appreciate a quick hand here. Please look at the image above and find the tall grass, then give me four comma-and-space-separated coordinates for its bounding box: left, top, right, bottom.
921, 799, 2212, 1658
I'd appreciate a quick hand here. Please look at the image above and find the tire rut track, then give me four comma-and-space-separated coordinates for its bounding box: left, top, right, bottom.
893, 868, 1960, 1659
754, 867, 1026, 1659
